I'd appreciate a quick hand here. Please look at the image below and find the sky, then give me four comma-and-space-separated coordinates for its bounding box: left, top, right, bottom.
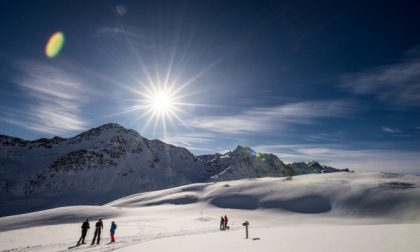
0, 0, 420, 174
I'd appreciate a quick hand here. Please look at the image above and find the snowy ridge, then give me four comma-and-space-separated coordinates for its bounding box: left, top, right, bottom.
0, 123, 346, 217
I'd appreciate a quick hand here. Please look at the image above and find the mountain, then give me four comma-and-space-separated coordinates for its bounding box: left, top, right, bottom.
201, 146, 294, 181
200, 146, 347, 181
0, 123, 347, 216
287, 160, 350, 175
0, 123, 209, 216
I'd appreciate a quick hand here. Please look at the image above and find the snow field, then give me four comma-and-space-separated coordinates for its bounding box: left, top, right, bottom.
1, 172, 420, 251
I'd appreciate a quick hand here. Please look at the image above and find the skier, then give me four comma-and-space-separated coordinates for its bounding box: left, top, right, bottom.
110, 221, 117, 243
220, 216, 225, 230
224, 215, 229, 230
77, 219, 90, 245
91, 219, 104, 245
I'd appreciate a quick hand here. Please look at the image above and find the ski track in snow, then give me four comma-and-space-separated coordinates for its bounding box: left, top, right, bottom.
1, 225, 227, 252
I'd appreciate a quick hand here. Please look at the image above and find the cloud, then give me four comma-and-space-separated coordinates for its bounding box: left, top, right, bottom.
0, 61, 90, 136
163, 132, 238, 154
96, 26, 147, 40
190, 100, 356, 134
253, 144, 420, 175
164, 132, 218, 147
381, 127, 401, 133
305, 130, 345, 142
339, 53, 420, 107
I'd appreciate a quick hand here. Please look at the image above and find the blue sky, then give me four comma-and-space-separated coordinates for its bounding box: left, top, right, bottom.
1, 0, 420, 174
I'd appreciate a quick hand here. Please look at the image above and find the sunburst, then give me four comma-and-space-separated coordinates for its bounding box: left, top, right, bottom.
97, 22, 219, 139
147, 90, 176, 115
135, 82, 189, 137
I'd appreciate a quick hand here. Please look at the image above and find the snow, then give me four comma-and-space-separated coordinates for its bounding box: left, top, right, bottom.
1, 172, 420, 251
119, 224, 420, 252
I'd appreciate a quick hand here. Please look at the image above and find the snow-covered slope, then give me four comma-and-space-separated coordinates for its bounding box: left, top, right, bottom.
1, 172, 419, 252
108, 171, 420, 219
0, 123, 347, 217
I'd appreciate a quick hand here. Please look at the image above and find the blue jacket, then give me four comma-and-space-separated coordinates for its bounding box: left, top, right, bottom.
110, 223, 117, 233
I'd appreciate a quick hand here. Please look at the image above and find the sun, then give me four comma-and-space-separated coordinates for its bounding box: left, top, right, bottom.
130, 83, 188, 137
104, 58, 214, 139
107, 75, 210, 140
150, 91, 175, 114
98, 20, 219, 140
106, 53, 213, 138
142, 87, 180, 118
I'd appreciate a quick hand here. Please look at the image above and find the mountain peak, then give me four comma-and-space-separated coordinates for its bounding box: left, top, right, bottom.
95, 123, 126, 131
71, 123, 141, 142
233, 145, 254, 154
307, 160, 323, 169
307, 160, 319, 165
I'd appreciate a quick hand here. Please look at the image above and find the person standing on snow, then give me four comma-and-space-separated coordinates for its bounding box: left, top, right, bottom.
77, 219, 90, 245
224, 215, 229, 230
91, 219, 103, 245
110, 221, 117, 243
220, 216, 225, 230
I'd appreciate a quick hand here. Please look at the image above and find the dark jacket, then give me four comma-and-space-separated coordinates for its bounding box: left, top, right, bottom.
81, 221, 90, 231
95, 220, 103, 230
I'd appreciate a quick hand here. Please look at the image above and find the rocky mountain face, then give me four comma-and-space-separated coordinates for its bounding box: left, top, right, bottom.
202, 146, 294, 181
0, 123, 347, 216
287, 160, 350, 175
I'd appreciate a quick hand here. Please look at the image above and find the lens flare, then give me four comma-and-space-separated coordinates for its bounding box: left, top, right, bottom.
116, 5, 127, 16
45, 32, 65, 58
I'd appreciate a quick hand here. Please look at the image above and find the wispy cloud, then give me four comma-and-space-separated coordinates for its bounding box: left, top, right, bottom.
381, 127, 401, 133
416, 126, 420, 130
96, 26, 148, 40
163, 132, 218, 147
305, 130, 345, 142
254, 144, 420, 175
340, 51, 420, 107
163, 132, 239, 154
0, 61, 90, 136
190, 100, 356, 134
